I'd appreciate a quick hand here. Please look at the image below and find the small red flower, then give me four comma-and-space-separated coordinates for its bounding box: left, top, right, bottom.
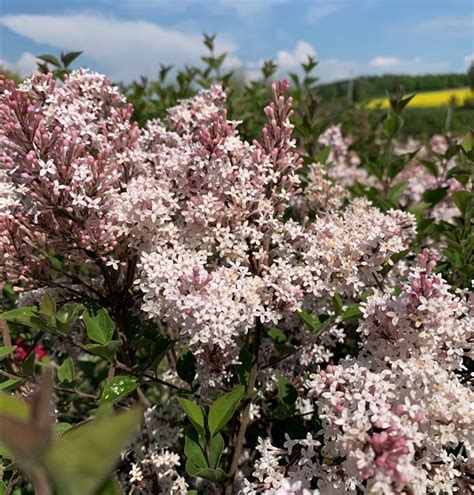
14, 337, 47, 361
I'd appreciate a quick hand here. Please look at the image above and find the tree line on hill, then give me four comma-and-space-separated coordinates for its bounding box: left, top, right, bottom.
317, 71, 472, 102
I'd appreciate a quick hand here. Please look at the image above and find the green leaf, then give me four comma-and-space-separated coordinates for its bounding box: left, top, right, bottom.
57, 357, 75, 383
55, 304, 83, 333
0, 378, 23, 391
297, 309, 322, 333
343, 304, 363, 321
54, 422, 72, 435
418, 159, 438, 177
21, 352, 36, 376
383, 113, 400, 138
422, 187, 448, 206
82, 302, 115, 345
408, 202, 430, 222
177, 397, 206, 439
184, 430, 208, 470
0, 346, 16, 360
362, 160, 384, 180
452, 191, 472, 216
176, 347, 197, 385
208, 433, 224, 469
0, 307, 48, 331
45, 407, 143, 495
397, 94, 416, 112
314, 146, 332, 164
461, 132, 472, 153
387, 157, 408, 180
100, 375, 138, 405
277, 376, 297, 406
387, 181, 407, 202
61, 51, 82, 67
186, 465, 228, 483
267, 328, 286, 343
208, 385, 245, 436
40, 294, 56, 318
37, 54, 61, 67
332, 294, 344, 315
84, 340, 121, 361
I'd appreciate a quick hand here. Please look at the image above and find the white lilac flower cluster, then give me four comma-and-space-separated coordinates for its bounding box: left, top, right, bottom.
317, 124, 368, 187
132, 84, 415, 375
393, 135, 465, 223
120, 405, 188, 494
302, 162, 346, 213
0, 171, 24, 215
0, 70, 144, 287
240, 435, 322, 493
297, 249, 473, 494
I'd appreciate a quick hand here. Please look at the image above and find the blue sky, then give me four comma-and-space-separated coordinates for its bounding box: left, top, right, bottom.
1, 0, 473, 83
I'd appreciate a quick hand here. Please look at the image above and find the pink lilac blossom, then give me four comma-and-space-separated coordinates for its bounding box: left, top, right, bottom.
301, 250, 473, 494
294, 162, 346, 217
393, 135, 464, 222
317, 124, 368, 186
0, 70, 144, 291
241, 434, 322, 493
135, 83, 415, 373
120, 404, 188, 494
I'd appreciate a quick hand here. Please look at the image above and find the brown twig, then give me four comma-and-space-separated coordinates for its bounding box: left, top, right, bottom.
224, 318, 264, 494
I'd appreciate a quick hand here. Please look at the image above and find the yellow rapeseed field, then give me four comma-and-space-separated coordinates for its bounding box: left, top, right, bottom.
365, 87, 473, 109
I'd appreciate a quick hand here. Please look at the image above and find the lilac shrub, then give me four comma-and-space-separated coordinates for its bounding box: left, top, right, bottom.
0, 70, 471, 495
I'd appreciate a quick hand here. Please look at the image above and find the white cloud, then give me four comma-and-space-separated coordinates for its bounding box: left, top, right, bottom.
2, 14, 240, 82
370, 56, 400, 68
317, 58, 358, 81
103, 0, 287, 17
223, 54, 243, 70
307, 1, 346, 24
1, 14, 453, 86
243, 41, 357, 83
1, 51, 38, 77
418, 15, 474, 34
276, 41, 316, 70
464, 53, 474, 67
368, 56, 449, 75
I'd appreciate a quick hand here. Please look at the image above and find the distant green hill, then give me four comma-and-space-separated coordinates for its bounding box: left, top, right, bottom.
317, 73, 469, 102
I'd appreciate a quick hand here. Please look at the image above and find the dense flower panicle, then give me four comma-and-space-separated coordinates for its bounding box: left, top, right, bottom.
135, 84, 415, 368
241, 434, 323, 493
120, 405, 188, 494
393, 135, 464, 222
0, 70, 143, 289
317, 124, 368, 186
301, 251, 473, 494
302, 163, 346, 213
166, 84, 227, 135
299, 198, 415, 299
359, 249, 471, 369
